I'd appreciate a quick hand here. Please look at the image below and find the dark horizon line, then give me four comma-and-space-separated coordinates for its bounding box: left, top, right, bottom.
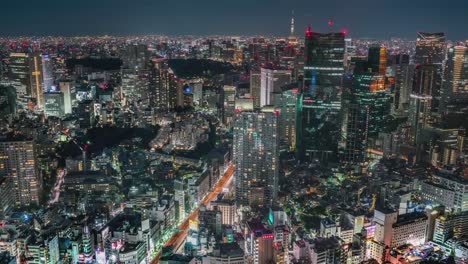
0, 33, 462, 41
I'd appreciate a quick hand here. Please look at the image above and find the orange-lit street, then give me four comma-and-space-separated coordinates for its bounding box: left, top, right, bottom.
151, 164, 234, 263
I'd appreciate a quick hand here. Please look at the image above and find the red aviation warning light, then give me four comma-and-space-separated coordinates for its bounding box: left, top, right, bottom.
341, 28, 348, 35
305, 25, 312, 37
328, 19, 334, 32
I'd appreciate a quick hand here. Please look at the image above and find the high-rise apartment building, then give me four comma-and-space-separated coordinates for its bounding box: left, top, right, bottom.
149, 60, 177, 111
0, 138, 42, 207
233, 107, 279, 208
451, 45, 468, 94
441, 43, 468, 115
223, 85, 236, 127
250, 70, 261, 108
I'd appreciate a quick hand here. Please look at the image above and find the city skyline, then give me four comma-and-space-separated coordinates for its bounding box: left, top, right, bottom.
0, 2, 467, 263
1, 0, 468, 39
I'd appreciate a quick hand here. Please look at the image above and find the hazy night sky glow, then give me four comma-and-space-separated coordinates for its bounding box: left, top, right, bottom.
1, 0, 467, 39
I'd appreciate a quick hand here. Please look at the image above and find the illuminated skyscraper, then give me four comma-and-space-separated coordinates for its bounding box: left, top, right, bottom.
250, 70, 261, 108
368, 46, 387, 75
409, 64, 442, 144
260, 67, 291, 107
122, 44, 150, 70
339, 101, 369, 166
444, 45, 468, 96
452, 45, 468, 94
43, 91, 65, 117
8, 53, 30, 100
415, 32, 446, 65
42, 54, 54, 92
223, 85, 236, 127
303, 28, 345, 94
413, 32, 446, 116
273, 86, 299, 151
391, 54, 413, 115
8, 52, 44, 108
59, 80, 75, 114
296, 93, 342, 162
0, 138, 42, 207
297, 29, 345, 162
149, 60, 177, 111
351, 63, 391, 137
233, 107, 279, 208
30, 52, 44, 108
121, 69, 139, 103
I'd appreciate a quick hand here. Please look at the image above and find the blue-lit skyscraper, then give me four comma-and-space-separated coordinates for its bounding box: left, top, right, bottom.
42, 54, 54, 92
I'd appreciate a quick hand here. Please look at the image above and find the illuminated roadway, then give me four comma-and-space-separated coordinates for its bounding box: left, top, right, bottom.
48, 168, 65, 205
150, 164, 234, 263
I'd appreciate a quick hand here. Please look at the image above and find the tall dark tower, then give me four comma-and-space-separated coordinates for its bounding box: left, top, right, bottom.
287, 10, 298, 46
296, 27, 345, 163
409, 64, 442, 144
302, 28, 345, 95
368, 46, 387, 75
415, 32, 446, 65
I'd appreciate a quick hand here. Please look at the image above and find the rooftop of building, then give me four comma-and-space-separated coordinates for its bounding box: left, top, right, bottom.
212, 242, 244, 258
375, 206, 397, 215
309, 237, 341, 252
295, 239, 307, 248
160, 254, 194, 263
0, 133, 32, 142
393, 212, 428, 228
247, 221, 272, 238
107, 213, 142, 233
434, 166, 468, 184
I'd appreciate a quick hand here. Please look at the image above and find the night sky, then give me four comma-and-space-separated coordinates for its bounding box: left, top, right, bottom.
1, 0, 467, 39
